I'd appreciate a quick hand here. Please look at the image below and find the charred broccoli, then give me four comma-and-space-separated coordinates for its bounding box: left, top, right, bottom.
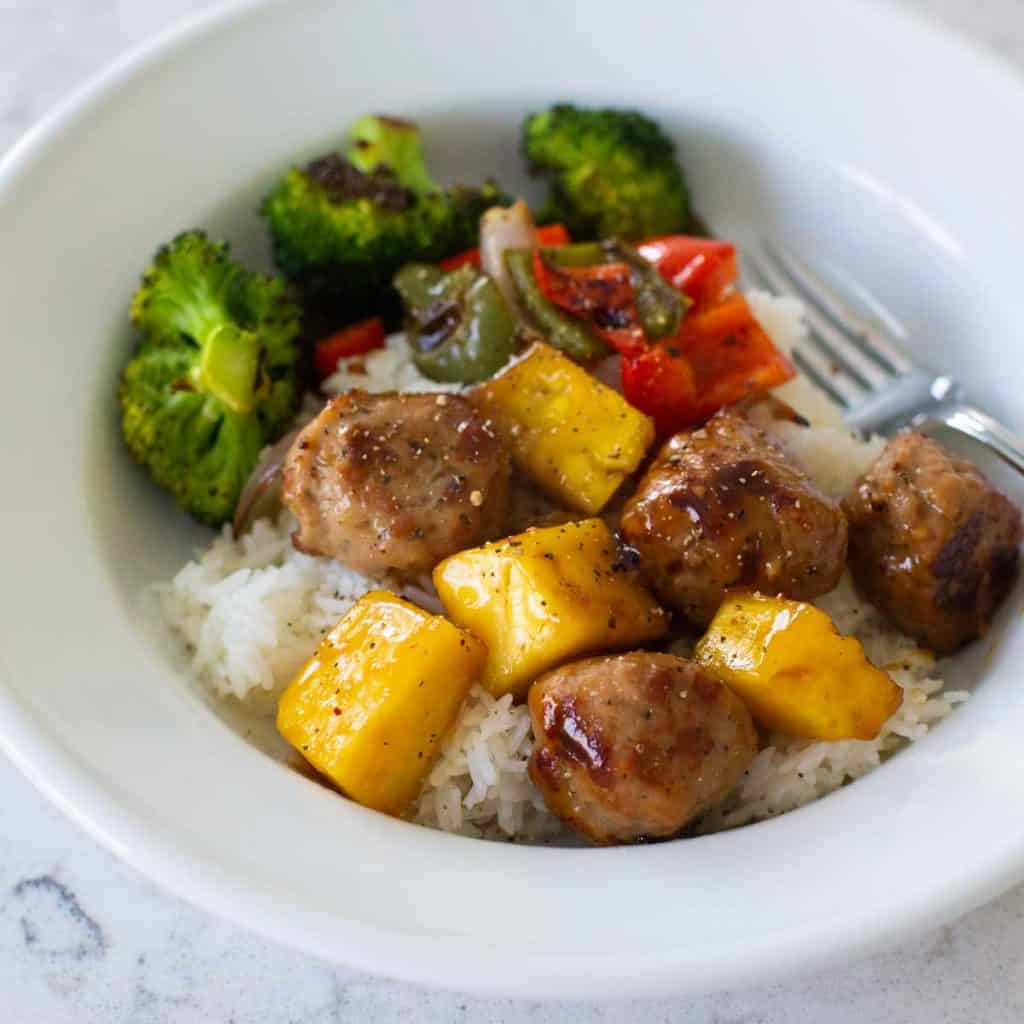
262, 115, 505, 318
119, 231, 301, 526
522, 104, 699, 241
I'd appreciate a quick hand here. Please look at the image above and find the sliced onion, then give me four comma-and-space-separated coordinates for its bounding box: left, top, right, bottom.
479, 199, 538, 317
401, 574, 444, 615
232, 428, 300, 537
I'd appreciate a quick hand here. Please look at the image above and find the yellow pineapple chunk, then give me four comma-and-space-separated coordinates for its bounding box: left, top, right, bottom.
471, 341, 654, 514
277, 591, 484, 815
695, 594, 902, 741
434, 519, 668, 698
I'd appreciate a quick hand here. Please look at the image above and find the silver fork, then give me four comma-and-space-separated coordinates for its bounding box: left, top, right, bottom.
745, 241, 1024, 475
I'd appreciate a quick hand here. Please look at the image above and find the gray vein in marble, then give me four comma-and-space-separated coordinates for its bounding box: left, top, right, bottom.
10, 875, 105, 962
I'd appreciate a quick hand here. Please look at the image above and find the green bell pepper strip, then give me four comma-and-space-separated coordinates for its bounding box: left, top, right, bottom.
503, 249, 608, 363
394, 263, 518, 384
612, 241, 688, 340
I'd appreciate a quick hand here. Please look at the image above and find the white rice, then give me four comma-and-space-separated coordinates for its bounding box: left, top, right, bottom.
413, 687, 563, 841
154, 516, 380, 701
157, 293, 967, 841
321, 332, 462, 398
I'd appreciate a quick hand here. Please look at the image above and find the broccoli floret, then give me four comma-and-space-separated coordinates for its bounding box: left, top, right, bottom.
522, 104, 699, 241
346, 114, 436, 194
119, 231, 301, 526
262, 115, 505, 318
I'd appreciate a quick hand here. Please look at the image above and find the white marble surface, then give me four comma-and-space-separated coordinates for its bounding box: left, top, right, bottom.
4, 0, 1024, 1019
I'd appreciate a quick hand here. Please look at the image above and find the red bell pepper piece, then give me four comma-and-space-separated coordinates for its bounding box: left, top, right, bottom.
674, 292, 795, 417
620, 344, 698, 436
438, 247, 481, 272
438, 223, 571, 272
636, 236, 738, 309
535, 223, 571, 248
620, 292, 794, 435
532, 251, 646, 356
313, 317, 386, 380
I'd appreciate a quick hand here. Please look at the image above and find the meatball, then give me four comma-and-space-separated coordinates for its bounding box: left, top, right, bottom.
845, 432, 1021, 653
619, 409, 847, 626
528, 652, 757, 844
283, 390, 510, 575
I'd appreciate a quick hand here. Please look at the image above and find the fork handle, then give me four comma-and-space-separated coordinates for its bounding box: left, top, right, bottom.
912, 401, 1024, 476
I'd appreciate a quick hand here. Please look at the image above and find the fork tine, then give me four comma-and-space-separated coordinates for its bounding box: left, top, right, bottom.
753, 247, 894, 392
753, 245, 897, 393
762, 241, 913, 375
745, 250, 871, 408
789, 348, 854, 409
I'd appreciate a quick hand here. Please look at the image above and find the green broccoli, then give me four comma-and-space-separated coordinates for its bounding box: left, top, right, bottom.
119, 230, 301, 526
522, 104, 700, 241
262, 115, 505, 319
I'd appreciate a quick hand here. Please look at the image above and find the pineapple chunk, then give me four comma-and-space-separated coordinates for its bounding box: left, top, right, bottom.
694, 594, 902, 741
471, 341, 654, 514
277, 591, 484, 815
434, 519, 668, 698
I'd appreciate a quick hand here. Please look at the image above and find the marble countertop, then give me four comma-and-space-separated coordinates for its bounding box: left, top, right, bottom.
4, 1, 1024, 1019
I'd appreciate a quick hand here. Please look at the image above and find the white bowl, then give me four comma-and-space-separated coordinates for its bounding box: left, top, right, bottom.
2, 0, 1024, 999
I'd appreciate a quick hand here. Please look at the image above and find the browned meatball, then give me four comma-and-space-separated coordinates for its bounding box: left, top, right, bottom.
528, 652, 757, 844
845, 432, 1021, 653
619, 409, 847, 626
283, 390, 510, 575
